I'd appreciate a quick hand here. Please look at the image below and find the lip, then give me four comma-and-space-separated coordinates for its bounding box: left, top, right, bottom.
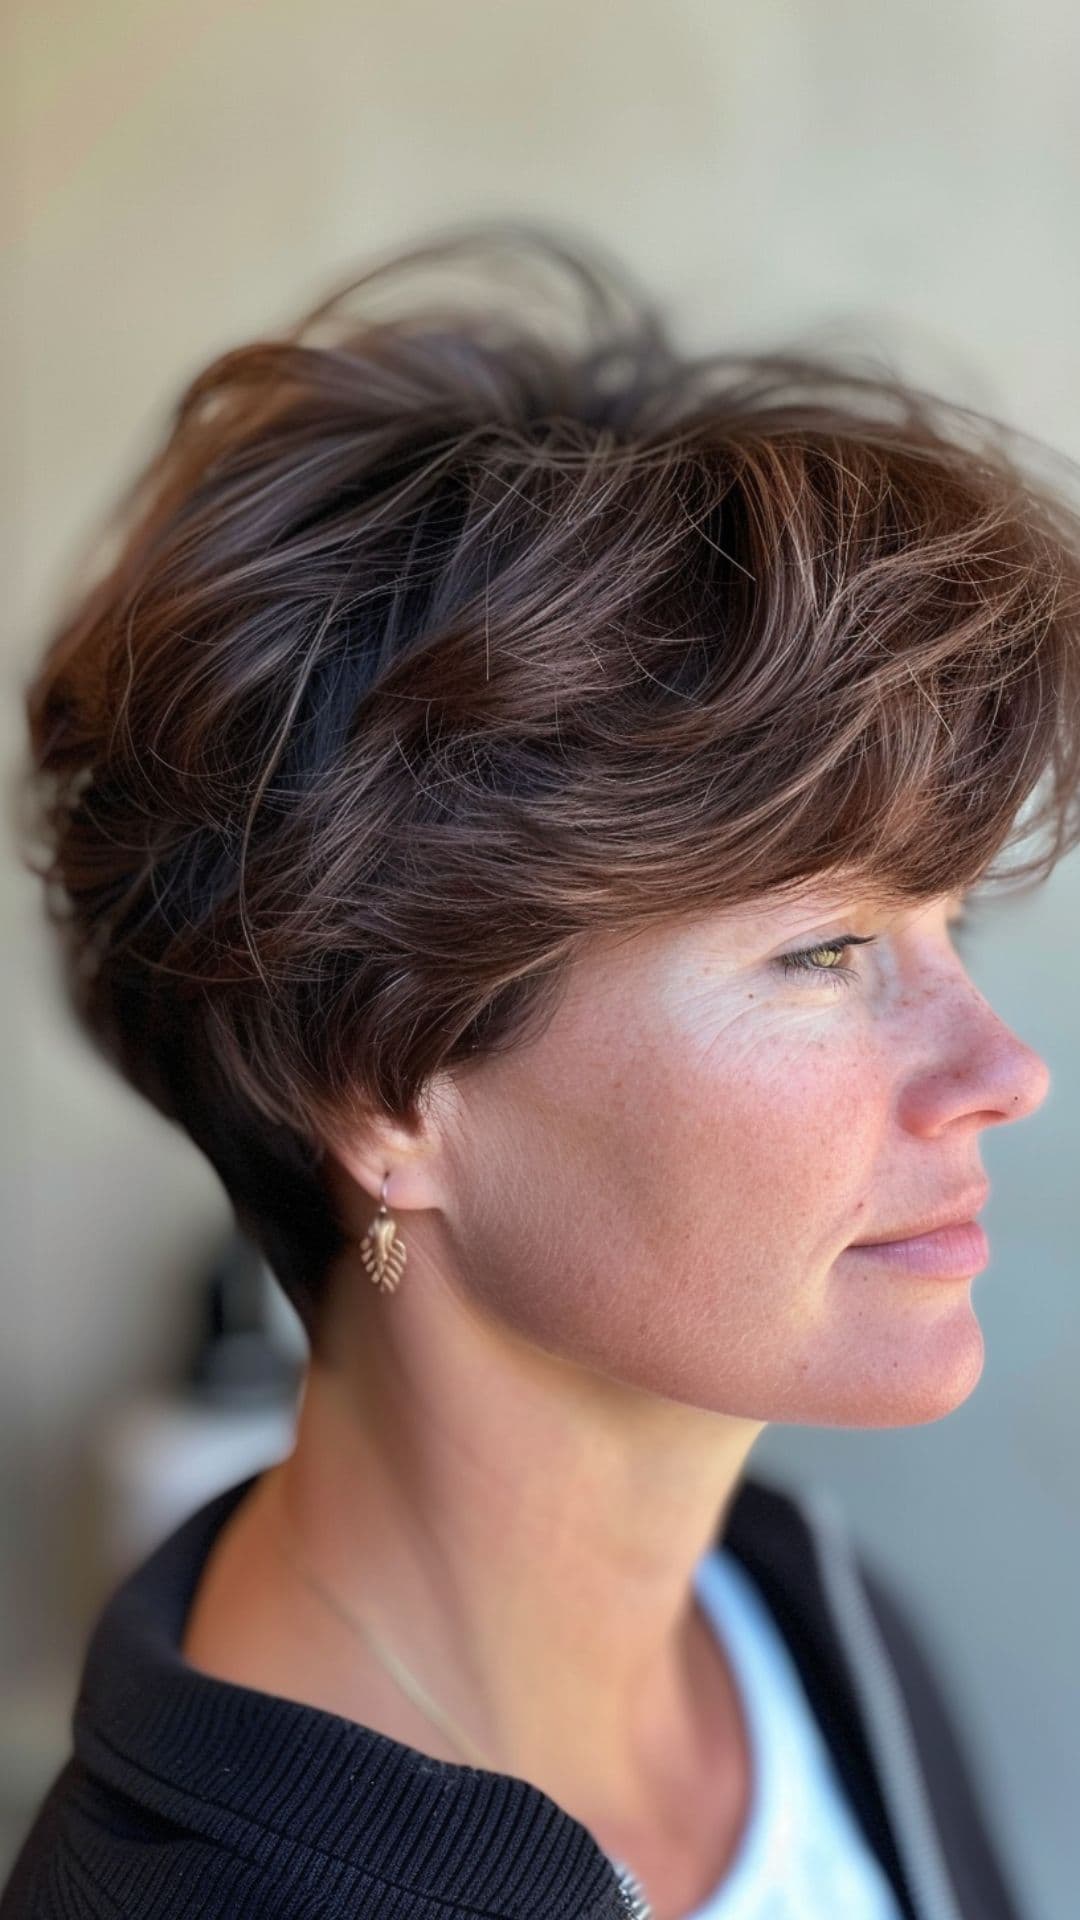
843, 1220, 990, 1277
848, 1185, 991, 1246
843, 1185, 991, 1277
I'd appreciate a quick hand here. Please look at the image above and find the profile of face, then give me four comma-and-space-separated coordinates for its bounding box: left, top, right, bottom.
336, 883, 1050, 1433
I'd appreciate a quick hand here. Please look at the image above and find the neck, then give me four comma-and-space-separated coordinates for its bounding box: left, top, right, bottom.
264, 1249, 764, 1826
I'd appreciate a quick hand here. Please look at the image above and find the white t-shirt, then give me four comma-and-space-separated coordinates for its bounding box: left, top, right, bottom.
611, 1547, 905, 1918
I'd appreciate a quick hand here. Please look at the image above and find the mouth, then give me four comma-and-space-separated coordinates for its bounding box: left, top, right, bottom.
843, 1186, 991, 1277
842, 1221, 989, 1277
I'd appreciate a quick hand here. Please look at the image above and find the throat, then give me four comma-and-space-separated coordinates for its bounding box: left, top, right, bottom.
583, 1601, 756, 1920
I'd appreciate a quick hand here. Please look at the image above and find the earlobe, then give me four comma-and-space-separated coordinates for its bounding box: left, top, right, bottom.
321, 1107, 450, 1222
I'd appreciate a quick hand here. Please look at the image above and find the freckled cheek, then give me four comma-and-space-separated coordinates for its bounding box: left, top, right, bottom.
670, 1042, 878, 1244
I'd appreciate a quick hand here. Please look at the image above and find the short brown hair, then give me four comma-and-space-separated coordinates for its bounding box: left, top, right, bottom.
19, 220, 1080, 1353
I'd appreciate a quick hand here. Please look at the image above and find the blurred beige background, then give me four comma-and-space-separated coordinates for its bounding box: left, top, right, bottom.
4, 2, 1080, 1912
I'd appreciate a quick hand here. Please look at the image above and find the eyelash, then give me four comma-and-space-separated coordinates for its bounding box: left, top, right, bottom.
779, 935, 877, 988
779, 913, 970, 988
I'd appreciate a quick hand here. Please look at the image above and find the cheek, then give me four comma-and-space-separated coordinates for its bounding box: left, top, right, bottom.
635, 1017, 880, 1277
452, 999, 889, 1400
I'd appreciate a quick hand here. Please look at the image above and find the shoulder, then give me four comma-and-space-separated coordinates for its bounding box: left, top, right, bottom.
0, 1757, 319, 1920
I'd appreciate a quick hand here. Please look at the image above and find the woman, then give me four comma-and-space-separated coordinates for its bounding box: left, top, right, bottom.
6, 221, 1079, 1920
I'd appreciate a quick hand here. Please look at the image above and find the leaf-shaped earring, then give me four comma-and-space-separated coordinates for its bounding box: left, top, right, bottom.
359, 1171, 407, 1294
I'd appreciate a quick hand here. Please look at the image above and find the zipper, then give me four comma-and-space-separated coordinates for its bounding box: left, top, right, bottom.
796, 1483, 964, 1920
609, 1855, 654, 1919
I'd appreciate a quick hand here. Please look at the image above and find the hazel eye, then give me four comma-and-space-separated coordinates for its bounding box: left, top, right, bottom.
778, 934, 877, 987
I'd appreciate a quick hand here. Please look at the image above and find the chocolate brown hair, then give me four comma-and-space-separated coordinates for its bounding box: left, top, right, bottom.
18, 220, 1080, 1353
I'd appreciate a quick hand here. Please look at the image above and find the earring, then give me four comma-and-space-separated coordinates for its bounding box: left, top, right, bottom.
359, 1170, 407, 1294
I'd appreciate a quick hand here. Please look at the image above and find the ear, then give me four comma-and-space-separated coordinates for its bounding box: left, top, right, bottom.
319, 1070, 463, 1219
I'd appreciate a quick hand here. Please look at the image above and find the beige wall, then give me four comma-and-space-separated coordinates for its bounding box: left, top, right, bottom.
5, 2, 1080, 1908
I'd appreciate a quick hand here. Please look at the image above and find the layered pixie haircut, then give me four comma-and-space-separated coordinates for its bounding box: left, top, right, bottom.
21, 223, 1080, 1354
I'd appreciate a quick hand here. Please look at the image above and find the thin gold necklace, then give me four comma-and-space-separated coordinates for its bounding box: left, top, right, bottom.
271, 1502, 649, 1910
272, 1502, 495, 1770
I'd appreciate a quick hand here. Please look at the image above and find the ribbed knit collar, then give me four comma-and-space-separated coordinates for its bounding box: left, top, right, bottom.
71, 1467, 909, 1919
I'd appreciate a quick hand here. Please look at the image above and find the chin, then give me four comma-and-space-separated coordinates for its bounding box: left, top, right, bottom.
783, 1305, 987, 1429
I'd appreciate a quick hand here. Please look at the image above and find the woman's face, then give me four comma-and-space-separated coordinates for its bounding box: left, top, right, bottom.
435, 882, 1050, 1429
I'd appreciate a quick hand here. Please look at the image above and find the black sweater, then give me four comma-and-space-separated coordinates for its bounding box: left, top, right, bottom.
1, 1467, 1026, 1919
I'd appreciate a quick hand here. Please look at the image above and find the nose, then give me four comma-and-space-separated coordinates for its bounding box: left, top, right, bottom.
897, 984, 1051, 1139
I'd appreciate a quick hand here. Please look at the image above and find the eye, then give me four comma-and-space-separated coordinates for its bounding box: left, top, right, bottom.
778, 934, 878, 988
